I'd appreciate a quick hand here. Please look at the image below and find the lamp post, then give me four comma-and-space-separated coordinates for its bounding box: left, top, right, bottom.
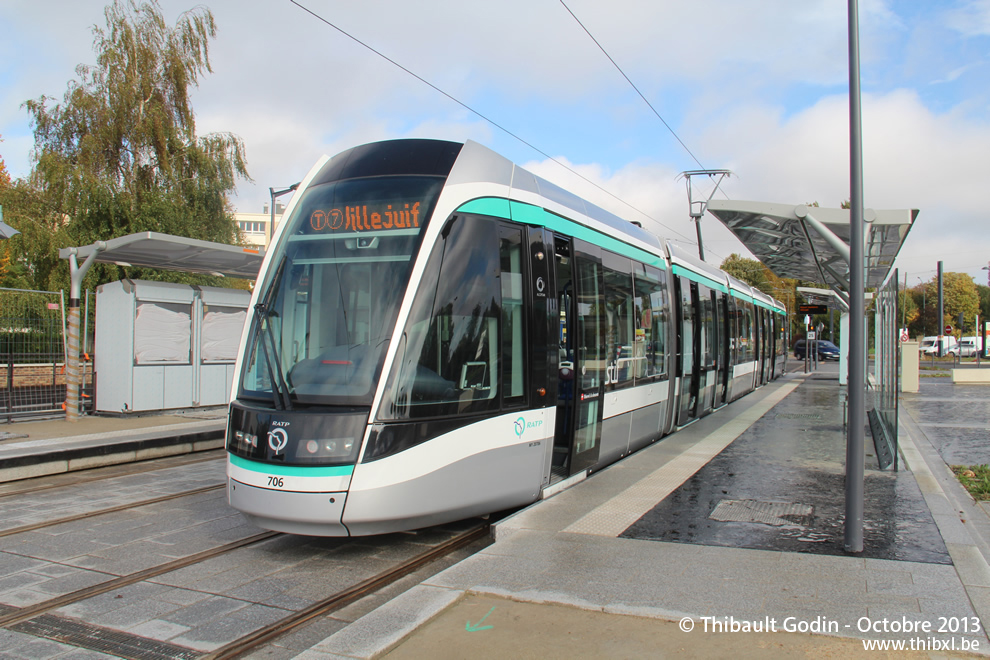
918, 277, 926, 336
269, 183, 300, 246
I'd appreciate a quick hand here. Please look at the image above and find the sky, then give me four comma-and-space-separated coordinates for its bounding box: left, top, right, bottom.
2, 0, 990, 291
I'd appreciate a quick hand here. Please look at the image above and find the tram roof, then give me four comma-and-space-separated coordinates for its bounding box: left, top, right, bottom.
59, 232, 264, 279
705, 201, 917, 291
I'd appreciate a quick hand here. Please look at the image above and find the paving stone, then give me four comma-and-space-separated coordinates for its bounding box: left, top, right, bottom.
97, 598, 186, 629
126, 618, 192, 642
160, 595, 251, 626
172, 615, 273, 652
0, 553, 49, 577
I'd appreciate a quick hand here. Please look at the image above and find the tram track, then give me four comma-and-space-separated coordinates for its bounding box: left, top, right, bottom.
0, 531, 280, 629
201, 522, 490, 659
0, 483, 226, 538
0, 521, 490, 659
0, 450, 225, 499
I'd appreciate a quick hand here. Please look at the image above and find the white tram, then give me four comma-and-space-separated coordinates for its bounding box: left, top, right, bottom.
225, 139, 789, 536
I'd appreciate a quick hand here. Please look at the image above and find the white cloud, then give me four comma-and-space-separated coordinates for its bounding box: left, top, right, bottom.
944, 0, 990, 37
2, 0, 988, 286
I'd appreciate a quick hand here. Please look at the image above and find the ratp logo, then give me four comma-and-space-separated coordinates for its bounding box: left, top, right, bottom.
268, 427, 288, 454
514, 416, 543, 438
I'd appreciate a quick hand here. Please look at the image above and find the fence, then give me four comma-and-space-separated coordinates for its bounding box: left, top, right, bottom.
0, 288, 94, 421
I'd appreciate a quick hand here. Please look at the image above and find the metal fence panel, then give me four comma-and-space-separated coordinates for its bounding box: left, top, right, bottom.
0, 287, 93, 421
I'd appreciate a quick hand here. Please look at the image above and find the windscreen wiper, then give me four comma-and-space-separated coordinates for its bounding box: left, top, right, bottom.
253, 257, 292, 410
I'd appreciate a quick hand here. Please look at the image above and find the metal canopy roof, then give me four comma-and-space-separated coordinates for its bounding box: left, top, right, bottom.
58, 232, 265, 279
706, 201, 918, 300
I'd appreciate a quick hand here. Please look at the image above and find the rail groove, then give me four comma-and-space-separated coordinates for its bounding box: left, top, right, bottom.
0, 483, 226, 538
0, 531, 279, 629
200, 523, 491, 659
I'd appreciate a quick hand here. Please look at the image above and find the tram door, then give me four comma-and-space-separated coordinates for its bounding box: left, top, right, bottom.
676, 276, 699, 426
553, 236, 604, 477
763, 310, 777, 383
696, 284, 716, 417
714, 290, 730, 407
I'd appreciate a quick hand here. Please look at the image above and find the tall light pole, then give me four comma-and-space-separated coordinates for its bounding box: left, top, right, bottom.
269, 183, 299, 246
844, 0, 866, 554
918, 277, 926, 336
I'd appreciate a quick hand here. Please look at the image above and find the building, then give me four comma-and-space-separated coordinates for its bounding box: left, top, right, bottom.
234, 203, 285, 249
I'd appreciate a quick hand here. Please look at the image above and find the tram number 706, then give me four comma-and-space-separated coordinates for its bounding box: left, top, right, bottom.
267, 476, 284, 488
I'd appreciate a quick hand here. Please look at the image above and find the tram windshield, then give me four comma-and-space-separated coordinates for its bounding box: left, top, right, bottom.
239, 175, 445, 406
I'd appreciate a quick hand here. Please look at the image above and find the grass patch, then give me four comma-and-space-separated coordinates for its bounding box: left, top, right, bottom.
952, 465, 990, 500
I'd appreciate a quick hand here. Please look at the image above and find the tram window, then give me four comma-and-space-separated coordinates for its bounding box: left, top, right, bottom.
499, 227, 526, 406
633, 265, 666, 380
698, 284, 714, 368
603, 257, 635, 390
382, 215, 509, 420
678, 277, 694, 377
736, 300, 755, 364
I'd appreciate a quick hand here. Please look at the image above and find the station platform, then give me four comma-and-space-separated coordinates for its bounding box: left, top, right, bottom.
299, 365, 990, 658
3, 365, 990, 656
0, 408, 225, 483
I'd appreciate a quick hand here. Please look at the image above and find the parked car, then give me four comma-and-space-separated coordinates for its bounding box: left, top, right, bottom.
958, 336, 984, 358
919, 336, 958, 356
794, 339, 841, 361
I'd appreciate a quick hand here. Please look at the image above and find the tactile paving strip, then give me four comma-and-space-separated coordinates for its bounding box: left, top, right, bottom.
563, 380, 801, 537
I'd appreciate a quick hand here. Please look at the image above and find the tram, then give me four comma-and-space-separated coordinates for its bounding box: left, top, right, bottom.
225, 139, 788, 536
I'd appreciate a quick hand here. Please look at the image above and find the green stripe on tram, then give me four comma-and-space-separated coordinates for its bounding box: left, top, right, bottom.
455, 197, 666, 270
670, 264, 728, 293
229, 453, 354, 477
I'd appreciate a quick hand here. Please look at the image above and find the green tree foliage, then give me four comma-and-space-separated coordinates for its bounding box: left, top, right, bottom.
910, 274, 980, 339
719, 253, 805, 341
898, 285, 918, 330
977, 284, 990, 325
13, 0, 249, 291
0, 134, 9, 188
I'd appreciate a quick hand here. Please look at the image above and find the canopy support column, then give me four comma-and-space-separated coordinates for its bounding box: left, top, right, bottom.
64, 243, 105, 421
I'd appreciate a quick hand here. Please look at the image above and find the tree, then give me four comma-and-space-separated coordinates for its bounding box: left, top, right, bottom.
977, 284, 990, 325
912, 274, 980, 339
20, 0, 249, 291
720, 253, 775, 295
719, 253, 806, 341
0, 134, 10, 188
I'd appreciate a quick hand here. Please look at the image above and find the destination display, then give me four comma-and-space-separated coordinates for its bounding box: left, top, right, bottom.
310, 201, 423, 233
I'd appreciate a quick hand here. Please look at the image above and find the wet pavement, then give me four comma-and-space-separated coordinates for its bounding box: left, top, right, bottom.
901, 378, 990, 467
6, 363, 990, 657
620, 370, 951, 563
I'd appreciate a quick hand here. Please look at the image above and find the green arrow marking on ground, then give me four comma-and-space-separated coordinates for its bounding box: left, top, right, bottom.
465, 606, 496, 632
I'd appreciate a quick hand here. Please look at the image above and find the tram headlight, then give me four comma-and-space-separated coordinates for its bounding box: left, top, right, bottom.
233, 430, 258, 449
300, 437, 356, 459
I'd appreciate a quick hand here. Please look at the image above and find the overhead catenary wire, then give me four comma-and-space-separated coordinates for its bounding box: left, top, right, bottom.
289, 0, 697, 245
557, 0, 706, 172
558, 0, 745, 265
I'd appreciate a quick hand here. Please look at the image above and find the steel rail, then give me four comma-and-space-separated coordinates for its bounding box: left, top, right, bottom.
0, 531, 280, 629
199, 523, 491, 660
0, 483, 226, 539
0, 450, 224, 499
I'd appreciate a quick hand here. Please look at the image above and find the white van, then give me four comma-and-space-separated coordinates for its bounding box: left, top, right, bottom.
919, 336, 958, 356
959, 336, 983, 357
